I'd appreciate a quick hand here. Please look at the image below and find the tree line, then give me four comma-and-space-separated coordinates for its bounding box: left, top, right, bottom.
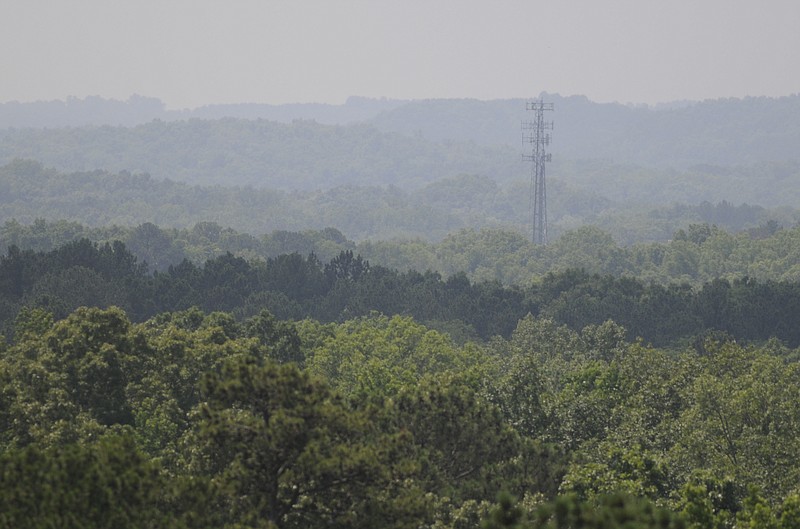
5, 215, 800, 289
7, 237, 800, 348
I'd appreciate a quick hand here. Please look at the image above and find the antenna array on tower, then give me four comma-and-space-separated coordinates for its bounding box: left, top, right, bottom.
522, 100, 554, 245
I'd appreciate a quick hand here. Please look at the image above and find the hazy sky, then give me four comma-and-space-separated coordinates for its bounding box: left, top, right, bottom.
2, 1, 799, 108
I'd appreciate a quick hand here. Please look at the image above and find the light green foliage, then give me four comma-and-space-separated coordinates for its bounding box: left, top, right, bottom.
12, 305, 54, 341
127, 308, 273, 464
42, 306, 134, 426
671, 341, 800, 501
0, 307, 136, 448
1, 305, 287, 456
434, 228, 542, 284
303, 314, 488, 401
492, 314, 800, 516
559, 444, 670, 500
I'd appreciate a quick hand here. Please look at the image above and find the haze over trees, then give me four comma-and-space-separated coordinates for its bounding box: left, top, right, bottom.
3, 93, 800, 170
2, 92, 800, 527
2, 94, 799, 247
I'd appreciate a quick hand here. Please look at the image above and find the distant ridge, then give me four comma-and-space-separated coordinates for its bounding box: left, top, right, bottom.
0, 95, 405, 128
2, 93, 798, 168
367, 93, 800, 167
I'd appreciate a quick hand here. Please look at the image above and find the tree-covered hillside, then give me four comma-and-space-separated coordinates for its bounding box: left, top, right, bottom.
4, 93, 800, 171
3, 105, 800, 213
0, 119, 519, 190
0, 160, 526, 240
369, 93, 800, 167
1, 161, 796, 244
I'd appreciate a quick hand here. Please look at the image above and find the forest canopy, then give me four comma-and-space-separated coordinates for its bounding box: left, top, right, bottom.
1, 160, 797, 244
5, 236, 800, 349
3, 299, 800, 527
3, 94, 800, 527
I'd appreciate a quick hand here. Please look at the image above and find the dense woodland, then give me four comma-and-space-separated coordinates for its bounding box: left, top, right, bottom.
4, 216, 800, 287
3, 95, 800, 220
1, 160, 797, 244
4, 267, 800, 527
3, 94, 800, 527
5, 235, 800, 348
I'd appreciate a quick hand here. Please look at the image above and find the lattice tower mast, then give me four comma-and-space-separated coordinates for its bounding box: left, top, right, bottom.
522, 100, 553, 245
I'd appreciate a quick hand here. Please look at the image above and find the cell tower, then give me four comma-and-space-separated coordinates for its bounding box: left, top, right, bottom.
522, 100, 554, 245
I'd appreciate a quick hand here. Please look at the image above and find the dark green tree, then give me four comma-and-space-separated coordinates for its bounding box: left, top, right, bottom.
192, 356, 422, 529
